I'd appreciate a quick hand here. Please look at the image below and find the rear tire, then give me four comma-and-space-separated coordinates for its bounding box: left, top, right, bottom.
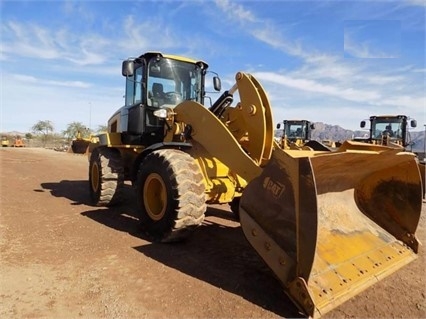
89, 147, 124, 206
136, 149, 206, 242
229, 197, 240, 221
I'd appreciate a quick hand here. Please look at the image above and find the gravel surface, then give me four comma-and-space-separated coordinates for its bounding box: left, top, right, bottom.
1, 147, 425, 319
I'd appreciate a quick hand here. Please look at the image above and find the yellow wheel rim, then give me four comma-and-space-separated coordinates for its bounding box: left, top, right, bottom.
91, 162, 100, 192
143, 173, 167, 221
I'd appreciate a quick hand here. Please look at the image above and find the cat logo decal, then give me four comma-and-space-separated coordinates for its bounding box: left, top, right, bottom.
263, 176, 285, 199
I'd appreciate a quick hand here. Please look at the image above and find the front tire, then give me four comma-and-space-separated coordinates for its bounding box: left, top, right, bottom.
136, 149, 206, 242
89, 147, 124, 206
229, 197, 240, 221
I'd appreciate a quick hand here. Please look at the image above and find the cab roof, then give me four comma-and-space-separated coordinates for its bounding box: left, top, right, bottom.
137, 51, 208, 69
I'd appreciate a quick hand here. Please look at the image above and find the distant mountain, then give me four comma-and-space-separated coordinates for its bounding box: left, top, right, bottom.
1, 131, 27, 137
309, 122, 360, 142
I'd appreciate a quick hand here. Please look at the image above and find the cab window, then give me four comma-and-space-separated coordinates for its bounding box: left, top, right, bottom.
125, 66, 143, 106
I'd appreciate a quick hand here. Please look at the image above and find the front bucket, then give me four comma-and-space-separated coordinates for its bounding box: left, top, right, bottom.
69, 139, 90, 154
239, 142, 422, 318
418, 160, 425, 199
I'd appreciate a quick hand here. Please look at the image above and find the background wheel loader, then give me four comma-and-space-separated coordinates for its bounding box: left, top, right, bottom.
1, 136, 9, 147
87, 52, 423, 318
276, 119, 315, 149
12, 136, 24, 147
69, 131, 92, 154
275, 119, 340, 151
355, 114, 417, 148
354, 114, 425, 198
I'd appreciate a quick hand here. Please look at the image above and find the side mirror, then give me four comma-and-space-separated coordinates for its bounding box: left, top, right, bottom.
310, 123, 315, 129
360, 120, 366, 128
411, 119, 417, 128
122, 60, 135, 77
276, 123, 281, 129
213, 76, 221, 92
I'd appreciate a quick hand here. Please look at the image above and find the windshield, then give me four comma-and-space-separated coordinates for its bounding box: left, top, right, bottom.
285, 122, 306, 139
372, 118, 403, 139
147, 58, 203, 108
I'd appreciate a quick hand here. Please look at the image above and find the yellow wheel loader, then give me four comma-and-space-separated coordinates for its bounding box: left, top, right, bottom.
1, 136, 9, 147
69, 131, 92, 154
275, 119, 340, 151
88, 52, 423, 318
276, 119, 315, 149
355, 114, 417, 148
355, 114, 425, 198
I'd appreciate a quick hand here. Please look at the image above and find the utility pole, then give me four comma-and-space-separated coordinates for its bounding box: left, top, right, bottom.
89, 102, 92, 132
423, 124, 426, 161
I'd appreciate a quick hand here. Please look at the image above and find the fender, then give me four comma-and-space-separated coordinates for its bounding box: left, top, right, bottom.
130, 142, 192, 181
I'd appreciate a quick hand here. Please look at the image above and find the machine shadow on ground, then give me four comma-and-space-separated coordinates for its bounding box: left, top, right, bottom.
39, 180, 93, 205
38, 180, 303, 318
39, 180, 143, 238
133, 212, 303, 318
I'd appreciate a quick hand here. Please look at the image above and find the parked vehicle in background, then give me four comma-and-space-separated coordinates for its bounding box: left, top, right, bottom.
12, 136, 24, 147
354, 114, 424, 198
276, 119, 339, 151
1, 136, 9, 147
354, 114, 417, 149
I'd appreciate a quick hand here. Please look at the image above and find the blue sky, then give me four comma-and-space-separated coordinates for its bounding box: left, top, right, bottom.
1, 0, 425, 133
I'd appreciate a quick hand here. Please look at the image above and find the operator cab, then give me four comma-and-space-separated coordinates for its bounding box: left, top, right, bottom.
360, 115, 417, 147
116, 52, 219, 145
279, 120, 314, 142
370, 120, 401, 140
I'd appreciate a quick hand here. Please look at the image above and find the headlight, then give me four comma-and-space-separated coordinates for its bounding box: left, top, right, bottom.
153, 108, 168, 118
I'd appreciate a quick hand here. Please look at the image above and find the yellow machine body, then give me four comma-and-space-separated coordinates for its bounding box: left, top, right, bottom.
174, 102, 421, 318
169, 74, 422, 317
89, 52, 423, 318
90, 135, 245, 204
239, 144, 421, 317
282, 136, 308, 150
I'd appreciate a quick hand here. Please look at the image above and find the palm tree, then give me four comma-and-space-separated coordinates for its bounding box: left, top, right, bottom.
62, 122, 90, 141
96, 125, 108, 134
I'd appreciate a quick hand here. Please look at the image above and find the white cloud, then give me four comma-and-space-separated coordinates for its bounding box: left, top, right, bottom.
412, 68, 426, 73
213, 0, 307, 60
13, 74, 92, 88
343, 20, 402, 59
119, 15, 185, 52
3, 22, 60, 59
254, 71, 381, 103
62, 1, 95, 22
251, 26, 306, 58
1, 0, 424, 133
1, 15, 196, 68
1, 21, 109, 65
212, 1, 424, 129
344, 33, 399, 58
381, 95, 426, 110
214, 0, 257, 23
1, 71, 122, 132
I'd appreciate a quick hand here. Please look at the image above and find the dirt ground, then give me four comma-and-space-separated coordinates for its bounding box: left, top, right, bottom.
1, 147, 425, 319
